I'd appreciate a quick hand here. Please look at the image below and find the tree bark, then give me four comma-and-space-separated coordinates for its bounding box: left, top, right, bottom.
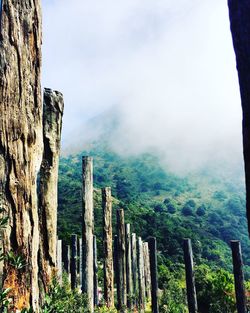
82, 156, 94, 312
228, 0, 250, 233
39, 88, 64, 292
102, 187, 114, 307
0, 0, 43, 311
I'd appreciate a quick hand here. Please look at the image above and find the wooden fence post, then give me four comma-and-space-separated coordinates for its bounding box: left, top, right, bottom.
62, 242, 71, 277
82, 156, 94, 312
138, 237, 145, 312
57, 240, 62, 284
93, 235, 99, 307
116, 209, 127, 311
102, 187, 114, 307
126, 224, 133, 309
131, 233, 138, 308
231, 240, 247, 313
183, 239, 198, 313
148, 237, 159, 313
71, 234, 78, 290
114, 234, 119, 308
79, 238, 83, 289
143, 242, 151, 300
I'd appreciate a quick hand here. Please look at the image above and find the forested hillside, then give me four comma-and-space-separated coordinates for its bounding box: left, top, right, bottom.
57, 143, 250, 311
58, 144, 249, 275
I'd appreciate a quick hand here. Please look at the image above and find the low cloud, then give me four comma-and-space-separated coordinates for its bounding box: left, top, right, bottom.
42, 0, 243, 173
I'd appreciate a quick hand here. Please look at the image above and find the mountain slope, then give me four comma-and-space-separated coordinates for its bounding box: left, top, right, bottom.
58, 144, 250, 277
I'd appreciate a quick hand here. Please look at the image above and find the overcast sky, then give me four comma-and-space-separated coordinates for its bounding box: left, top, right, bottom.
41, 0, 243, 172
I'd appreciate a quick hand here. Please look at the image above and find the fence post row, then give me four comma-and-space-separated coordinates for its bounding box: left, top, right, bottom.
56, 156, 250, 313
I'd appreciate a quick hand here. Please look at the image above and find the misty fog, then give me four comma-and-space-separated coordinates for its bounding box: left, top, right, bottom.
42, 0, 243, 173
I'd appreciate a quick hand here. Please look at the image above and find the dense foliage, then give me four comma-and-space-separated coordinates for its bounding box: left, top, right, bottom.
57, 144, 250, 311
58, 146, 249, 272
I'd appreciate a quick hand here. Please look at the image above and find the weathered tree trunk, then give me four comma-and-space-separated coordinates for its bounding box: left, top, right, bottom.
228, 1, 250, 233
131, 233, 138, 308
102, 187, 114, 307
138, 237, 146, 312
39, 88, 64, 291
231, 241, 247, 313
82, 156, 94, 312
0, 0, 43, 310
116, 209, 127, 311
125, 224, 133, 309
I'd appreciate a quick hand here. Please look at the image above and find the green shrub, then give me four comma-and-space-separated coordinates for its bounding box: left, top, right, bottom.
41, 275, 90, 313
195, 265, 236, 313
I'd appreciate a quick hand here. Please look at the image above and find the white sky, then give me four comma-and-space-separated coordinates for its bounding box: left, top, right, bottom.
41, 0, 243, 172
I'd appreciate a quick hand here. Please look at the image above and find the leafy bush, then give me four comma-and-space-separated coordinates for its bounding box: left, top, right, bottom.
159, 264, 187, 313
41, 275, 90, 313
195, 265, 236, 313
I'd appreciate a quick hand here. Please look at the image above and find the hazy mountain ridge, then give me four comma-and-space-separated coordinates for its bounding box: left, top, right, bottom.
58, 142, 250, 278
